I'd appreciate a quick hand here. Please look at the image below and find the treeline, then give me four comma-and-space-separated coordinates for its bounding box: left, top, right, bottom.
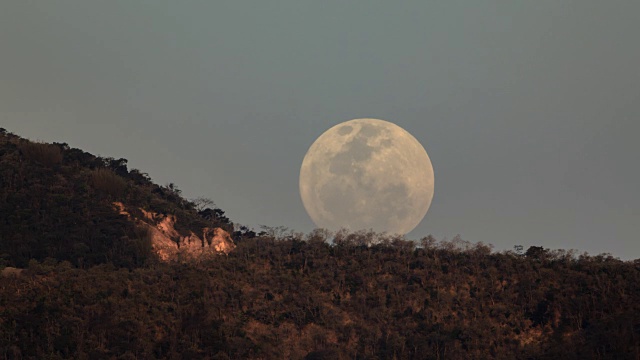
2, 232, 639, 359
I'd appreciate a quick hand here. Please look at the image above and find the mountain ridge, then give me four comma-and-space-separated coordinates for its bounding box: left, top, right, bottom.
0, 128, 235, 268
1, 128, 639, 359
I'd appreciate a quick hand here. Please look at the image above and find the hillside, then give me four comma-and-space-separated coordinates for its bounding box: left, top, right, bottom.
2, 234, 640, 359
1, 129, 639, 359
0, 129, 235, 268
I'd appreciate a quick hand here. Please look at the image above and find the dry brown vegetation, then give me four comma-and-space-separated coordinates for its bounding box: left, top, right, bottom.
90, 168, 127, 198
18, 141, 63, 166
2, 237, 639, 359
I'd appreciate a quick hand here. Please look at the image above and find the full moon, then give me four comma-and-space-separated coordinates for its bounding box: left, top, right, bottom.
299, 118, 434, 235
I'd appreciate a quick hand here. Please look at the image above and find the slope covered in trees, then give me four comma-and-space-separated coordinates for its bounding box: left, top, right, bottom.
0, 129, 233, 268
2, 234, 640, 359
1, 129, 639, 359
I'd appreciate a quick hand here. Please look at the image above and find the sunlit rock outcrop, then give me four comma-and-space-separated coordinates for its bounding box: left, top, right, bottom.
113, 202, 235, 261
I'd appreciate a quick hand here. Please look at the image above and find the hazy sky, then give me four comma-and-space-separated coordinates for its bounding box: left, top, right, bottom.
2, 1, 639, 259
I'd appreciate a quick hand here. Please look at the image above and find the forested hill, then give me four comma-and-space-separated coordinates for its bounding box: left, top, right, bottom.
1, 128, 639, 359
0, 129, 234, 268
2, 232, 640, 359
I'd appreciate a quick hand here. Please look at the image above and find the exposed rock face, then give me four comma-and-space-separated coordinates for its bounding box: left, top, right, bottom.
113, 202, 235, 261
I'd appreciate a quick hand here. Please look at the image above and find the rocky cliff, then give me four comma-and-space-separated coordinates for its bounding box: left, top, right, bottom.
113, 202, 235, 261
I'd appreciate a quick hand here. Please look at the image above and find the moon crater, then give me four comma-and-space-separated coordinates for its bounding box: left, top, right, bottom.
299, 118, 434, 235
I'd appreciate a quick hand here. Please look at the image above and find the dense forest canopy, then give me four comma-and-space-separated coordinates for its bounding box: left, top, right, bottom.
1, 129, 639, 359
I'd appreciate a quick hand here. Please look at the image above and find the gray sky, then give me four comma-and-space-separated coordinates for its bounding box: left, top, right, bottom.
2, 1, 639, 259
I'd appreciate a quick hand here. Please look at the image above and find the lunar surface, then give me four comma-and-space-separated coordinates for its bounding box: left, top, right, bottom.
299, 118, 434, 235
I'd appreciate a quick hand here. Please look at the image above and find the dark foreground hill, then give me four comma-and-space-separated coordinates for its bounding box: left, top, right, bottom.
3, 236, 640, 359
1, 129, 639, 359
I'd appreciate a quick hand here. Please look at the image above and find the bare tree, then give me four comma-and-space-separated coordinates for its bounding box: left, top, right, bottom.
191, 197, 216, 211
